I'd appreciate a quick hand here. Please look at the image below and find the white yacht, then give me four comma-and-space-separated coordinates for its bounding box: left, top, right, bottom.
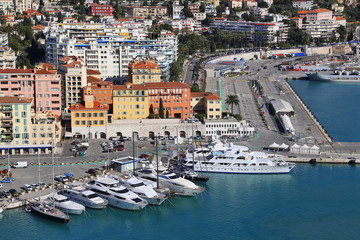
135, 169, 205, 197
59, 188, 108, 209
119, 175, 167, 206
184, 145, 295, 174
87, 177, 148, 211
47, 193, 85, 215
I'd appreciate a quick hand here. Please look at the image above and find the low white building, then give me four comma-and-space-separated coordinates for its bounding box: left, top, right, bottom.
204, 118, 255, 137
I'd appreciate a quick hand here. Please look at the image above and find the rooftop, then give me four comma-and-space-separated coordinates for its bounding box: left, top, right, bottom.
129, 60, 160, 69
69, 101, 109, 111
0, 96, 32, 104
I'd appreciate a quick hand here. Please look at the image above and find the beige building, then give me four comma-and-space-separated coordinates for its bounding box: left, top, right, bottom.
228, 0, 242, 9
59, 56, 87, 110
207, 0, 220, 7
0, 96, 61, 155
0, 46, 15, 69
13, 0, 31, 13
191, 92, 222, 119
128, 60, 161, 84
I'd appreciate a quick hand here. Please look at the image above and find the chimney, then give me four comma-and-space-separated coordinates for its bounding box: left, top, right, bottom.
23, 65, 27, 70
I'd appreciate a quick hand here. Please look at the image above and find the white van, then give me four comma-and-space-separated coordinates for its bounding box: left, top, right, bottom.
12, 161, 28, 168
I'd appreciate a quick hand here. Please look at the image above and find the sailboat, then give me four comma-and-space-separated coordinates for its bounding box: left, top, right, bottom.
26, 144, 70, 223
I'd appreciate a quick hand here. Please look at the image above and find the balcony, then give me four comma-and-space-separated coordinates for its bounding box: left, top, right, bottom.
1, 128, 12, 134
1, 122, 12, 127
1, 136, 12, 142
1, 106, 12, 112
1, 116, 12, 121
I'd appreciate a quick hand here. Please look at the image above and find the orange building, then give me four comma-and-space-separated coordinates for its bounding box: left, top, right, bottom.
145, 82, 191, 119
83, 82, 113, 106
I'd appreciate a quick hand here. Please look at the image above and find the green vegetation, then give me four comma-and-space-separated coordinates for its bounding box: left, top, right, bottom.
269, 0, 298, 17
159, 98, 165, 119
225, 95, 240, 114
191, 83, 202, 92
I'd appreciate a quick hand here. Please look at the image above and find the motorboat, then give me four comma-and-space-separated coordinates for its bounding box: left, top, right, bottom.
170, 165, 210, 183
119, 175, 167, 206
59, 188, 108, 209
184, 145, 295, 174
26, 201, 70, 223
47, 193, 85, 215
87, 177, 148, 211
135, 169, 205, 197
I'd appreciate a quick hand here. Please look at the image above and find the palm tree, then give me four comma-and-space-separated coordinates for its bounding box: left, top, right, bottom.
225, 95, 240, 114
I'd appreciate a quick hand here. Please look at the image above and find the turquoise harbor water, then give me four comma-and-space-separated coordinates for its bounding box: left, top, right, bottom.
288, 80, 360, 142
2, 164, 360, 240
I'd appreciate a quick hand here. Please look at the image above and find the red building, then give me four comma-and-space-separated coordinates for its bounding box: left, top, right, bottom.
89, 4, 114, 16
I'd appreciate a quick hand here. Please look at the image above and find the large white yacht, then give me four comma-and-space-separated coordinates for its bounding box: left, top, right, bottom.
47, 193, 85, 215
183, 141, 295, 174
87, 177, 148, 210
59, 188, 108, 209
119, 175, 167, 206
135, 169, 205, 197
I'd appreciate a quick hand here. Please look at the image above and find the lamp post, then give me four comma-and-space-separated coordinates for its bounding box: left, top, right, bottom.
87, 123, 91, 139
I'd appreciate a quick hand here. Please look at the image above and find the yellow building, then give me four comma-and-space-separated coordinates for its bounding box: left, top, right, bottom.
128, 60, 161, 84
207, 0, 220, 6
191, 92, 222, 119
112, 83, 149, 120
69, 94, 109, 139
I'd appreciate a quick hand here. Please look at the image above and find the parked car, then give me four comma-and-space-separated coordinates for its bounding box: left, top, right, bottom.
0, 183, 3, 188
9, 189, 19, 197
139, 154, 149, 158
70, 147, 77, 152
71, 140, 80, 145
109, 136, 117, 141
1, 169, 8, 175
22, 184, 34, 191
54, 175, 69, 184
38, 182, 48, 189
0, 191, 8, 198
168, 136, 175, 140
139, 137, 145, 141
87, 169, 98, 175
102, 148, 115, 153
115, 147, 124, 152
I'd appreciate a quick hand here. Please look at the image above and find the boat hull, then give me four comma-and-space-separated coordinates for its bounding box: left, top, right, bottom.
160, 183, 204, 197
307, 73, 360, 83
194, 165, 295, 174
94, 193, 147, 211
30, 204, 70, 223
65, 195, 108, 209
143, 195, 167, 206
56, 205, 84, 215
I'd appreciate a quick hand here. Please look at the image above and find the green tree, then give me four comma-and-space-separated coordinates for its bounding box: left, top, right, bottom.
258, 2, 268, 8
166, 110, 170, 118
57, 12, 64, 23
191, 83, 202, 92
337, 25, 346, 41
159, 98, 164, 118
225, 95, 240, 114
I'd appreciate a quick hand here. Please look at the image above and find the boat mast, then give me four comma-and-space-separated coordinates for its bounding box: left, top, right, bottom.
155, 134, 159, 189
38, 150, 41, 201
132, 131, 135, 175
191, 107, 195, 170
7, 146, 9, 178
51, 138, 55, 210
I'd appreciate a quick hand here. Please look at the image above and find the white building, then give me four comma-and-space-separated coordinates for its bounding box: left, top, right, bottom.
204, 118, 255, 137
173, 0, 184, 19
0, 0, 13, 14
13, 0, 31, 13
292, 0, 313, 10
45, 23, 178, 81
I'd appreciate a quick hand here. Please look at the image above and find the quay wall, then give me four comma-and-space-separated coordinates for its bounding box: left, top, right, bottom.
285, 157, 358, 164
284, 81, 333, 144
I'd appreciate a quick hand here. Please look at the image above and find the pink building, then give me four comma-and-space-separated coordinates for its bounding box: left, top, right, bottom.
0, 69, 62, 116
291, 17, 303, 28
306, 8, 333, 21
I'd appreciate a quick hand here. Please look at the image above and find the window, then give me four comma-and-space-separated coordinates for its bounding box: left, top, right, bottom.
75, 121, 80, 125
93, 113, 98, 117
87, 113, 92, 117
75, 113, 79, 117
81, 121, 86, 125
87, 120, 92, 126
100, 120, 104, 125
81, 113, 85, 117
100, 113, 104, 117
93, 120, 98, 125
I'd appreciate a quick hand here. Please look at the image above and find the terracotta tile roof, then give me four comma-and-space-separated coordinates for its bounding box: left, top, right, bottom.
41, 63, 57, 70
191, 92, 222, 100
32, 24, 45, 30
298, 10, 310, 14
309, 8, 332, 13
129, 60, 160, 69
90, 3, 113, 7
116, 18, 132, 22
35, 69, 57, 74
0, 96, 32, 104
69, 100, 109, 111
60, 56, 83, 63
113, 83, 148, 90
291, 17, 302, 20
336, 16, 346, 20
144, 82, 191, 89
0, 69, 34, 74
87, 76, 102, 84
61, 61, 83, 68
87, 69, 101, 75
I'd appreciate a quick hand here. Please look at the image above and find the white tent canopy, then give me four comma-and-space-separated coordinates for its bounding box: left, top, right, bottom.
269, 142, 280, 149
300, 144, 310, 154
290, 144, 300, 153
279, 143, 289, 150
310, 145, 320, 154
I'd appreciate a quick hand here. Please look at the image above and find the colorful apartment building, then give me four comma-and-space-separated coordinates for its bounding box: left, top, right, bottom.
122, 6, 167, 18
112, 83, 149, 120
0, 96, 61, 155
0, 69, 62, 116
83, 81, 113, 106
128, 60, 161, 84
58, 56, 87, 110
69, 95, 109, 139
145, 82, 191, 119
191, 92, 222, 119
89, 3, 114, 16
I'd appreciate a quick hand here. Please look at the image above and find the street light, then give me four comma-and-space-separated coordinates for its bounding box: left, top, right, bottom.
87, 123, 91, 139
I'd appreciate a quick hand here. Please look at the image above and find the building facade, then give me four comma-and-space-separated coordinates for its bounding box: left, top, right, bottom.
89, 3, 114, 16
69, 95, 109, 139
292, 0, 313, 10
191, 92, 222, 119
145, 82, 191, 119
83, 81, 113, 106
0, 69, 62, 116
204, 118, 255, 137
112, 83, 149, 120
128, 60, 161, 84
122, 6, 167, 18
